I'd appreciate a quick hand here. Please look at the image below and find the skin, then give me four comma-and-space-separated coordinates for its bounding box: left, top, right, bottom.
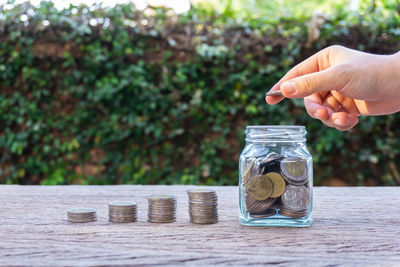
265, 45, 400, 131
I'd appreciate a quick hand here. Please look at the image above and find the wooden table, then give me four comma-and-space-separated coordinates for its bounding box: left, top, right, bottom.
1, 185, 400, 266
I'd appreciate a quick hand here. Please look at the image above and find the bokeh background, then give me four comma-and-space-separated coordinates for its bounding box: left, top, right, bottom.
1, 0, 400, 186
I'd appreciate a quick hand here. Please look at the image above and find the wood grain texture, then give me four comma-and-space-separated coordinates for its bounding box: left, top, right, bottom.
0, 185, 400, 266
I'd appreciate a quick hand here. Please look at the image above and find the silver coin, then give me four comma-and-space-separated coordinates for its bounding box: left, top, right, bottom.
148, 195, 176, 202
109, 201, 137, 206
68, 214, 96, 219
187, 188, 216, 194
149, 207, 176, 211
189, 201, 218, 206
280, 157, 308, 184
68, 215, 97, 223
281, 185, 310, 212
261, 152, 282, 163
67, 208, 96, 214
278, 207, 308, 218
187, 189, 218, 224
148, 220, 175, 223
189, 209, 218, 214
190, 217, 218, 224
265, 90, 283, 96
258, 153, 285, 175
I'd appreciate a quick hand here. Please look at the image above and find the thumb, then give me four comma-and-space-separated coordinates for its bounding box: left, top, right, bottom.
280, 66, 346, 98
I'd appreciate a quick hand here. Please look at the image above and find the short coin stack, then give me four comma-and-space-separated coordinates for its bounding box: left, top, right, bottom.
108, 201, 137, 223
67, 208, 97, 223
147, 195, 176, 223
187, 189, 218, 224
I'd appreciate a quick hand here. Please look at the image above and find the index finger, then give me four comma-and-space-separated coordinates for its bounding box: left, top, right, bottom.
266, 48, 331, 104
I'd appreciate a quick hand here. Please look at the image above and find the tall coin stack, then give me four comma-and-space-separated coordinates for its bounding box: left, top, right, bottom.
147, 195, 177, 223
187, 189, 218, 224
108, 201, 137, 223
67, 208, 97, 223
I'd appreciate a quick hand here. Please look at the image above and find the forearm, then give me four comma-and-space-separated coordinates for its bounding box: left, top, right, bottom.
392, 51, 400, 97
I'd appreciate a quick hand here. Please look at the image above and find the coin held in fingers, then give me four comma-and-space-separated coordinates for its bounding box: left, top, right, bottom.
266, 90, 283, 97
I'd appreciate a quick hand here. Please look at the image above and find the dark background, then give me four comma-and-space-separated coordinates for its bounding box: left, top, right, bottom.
1, 0, 400, 186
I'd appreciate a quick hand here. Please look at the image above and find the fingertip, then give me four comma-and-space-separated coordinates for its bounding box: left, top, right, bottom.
335, 121, 358, 131
347, 113, 358, 124
265, 95, 284, 105
332, 112, 359, 127
315, 109, 329, 121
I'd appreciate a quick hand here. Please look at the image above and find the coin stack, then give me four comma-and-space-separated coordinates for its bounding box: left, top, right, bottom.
187, 189, 218, 224
147, 195, 176, 223
108, 201, 137, 223
242, 152, 310, 219
67, 208, 97, 223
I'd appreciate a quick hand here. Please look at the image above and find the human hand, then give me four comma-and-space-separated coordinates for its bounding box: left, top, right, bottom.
265, 45, 400, 130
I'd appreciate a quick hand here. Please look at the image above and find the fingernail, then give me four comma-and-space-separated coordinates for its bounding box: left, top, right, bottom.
334, 118, 341, 125
281, 82, 296, 94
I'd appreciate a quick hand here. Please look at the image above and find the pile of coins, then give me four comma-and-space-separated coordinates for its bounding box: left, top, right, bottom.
242, 152, 310, 219
108, 201, 137, 223
67, 208, 97, 223
187, 189, 218, 224
147, 195, 177, 223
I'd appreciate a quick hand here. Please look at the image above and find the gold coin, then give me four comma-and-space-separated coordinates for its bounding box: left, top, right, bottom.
246, 175, 273, 201
266, 172, 286, 198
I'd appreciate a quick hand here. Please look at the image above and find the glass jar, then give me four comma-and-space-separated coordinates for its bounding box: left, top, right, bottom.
239, 125, 313, 227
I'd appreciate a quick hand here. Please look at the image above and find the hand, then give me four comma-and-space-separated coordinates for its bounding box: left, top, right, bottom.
265, 45, 400, 131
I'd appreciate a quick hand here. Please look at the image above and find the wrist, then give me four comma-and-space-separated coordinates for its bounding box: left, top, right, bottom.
393, 52, 400, 97
384, 52, 400, 99
387, 52, 400, 112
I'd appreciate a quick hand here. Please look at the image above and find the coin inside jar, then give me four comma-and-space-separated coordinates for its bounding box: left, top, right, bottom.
266, 172, 286, 198
259, 153, 285, 175
245, 194, 277, 213
246, 175, 274, 201
242, 159, 256, 184
281, 184, 310, 212
280, 157, 308, 185
278, 206, 308, 218
250, 209, 276, 218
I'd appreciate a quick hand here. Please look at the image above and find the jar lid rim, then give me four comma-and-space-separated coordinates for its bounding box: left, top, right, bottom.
246, 125, 305, 129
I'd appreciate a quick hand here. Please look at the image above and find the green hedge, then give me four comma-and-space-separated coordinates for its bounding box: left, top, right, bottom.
1, 1, 400, 185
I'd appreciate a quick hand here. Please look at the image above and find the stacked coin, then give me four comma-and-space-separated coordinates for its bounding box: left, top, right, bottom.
278, 206, 308, 218
246, 194, 277, 213
109, 201, 137, 223
67, 208, 97, 223
187, 189, 218, 224
280, 184, 310, 217
280, 157, 308, 185
243, 152, 311, 219
147, 195, 176, 223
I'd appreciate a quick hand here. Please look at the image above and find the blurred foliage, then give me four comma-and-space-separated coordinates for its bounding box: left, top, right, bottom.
196, 0, 352, 22
1, 0, 400, 186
